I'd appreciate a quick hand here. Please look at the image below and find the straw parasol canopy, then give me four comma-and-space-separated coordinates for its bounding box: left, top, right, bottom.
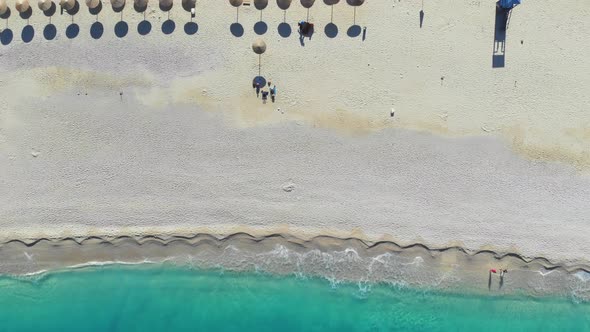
346, 0, 363, 5
229, 0, 242, 7
276, 0, 290, 10
16, 0, 30, 12
159, 0, 172, 10
59, 0, 75, 10
300, 0, 314, 8
252, 39, 266, 54
323, 0, 338, 4
38, 0, 53, 10
134, 0, 147, 11
182, 0, 195, 10
0, 0, 7, 15
254, 0, 267, 10
112, 0, 124, 9
85, 0, 99, 8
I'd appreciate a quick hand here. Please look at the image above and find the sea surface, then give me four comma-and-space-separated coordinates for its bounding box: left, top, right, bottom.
0, 265, 589, 332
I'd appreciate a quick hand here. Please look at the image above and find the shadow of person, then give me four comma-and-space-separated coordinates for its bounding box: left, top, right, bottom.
137, 20, 151, 35
419, 10, 424, 28
347, 24, 361, 37
19, 7, 33, 20
184, 22, 198, 35
230, 22, 243, 37
114, 21, 129, 38
21, 25, 34, 43
324, 22, 338, 38
90, 21, 104, 39
254, 21, 267, 35
44, 2, 57, 16
43, 24, 57, 40
1, 28, 14, 45
66, 23, 79, 39
499, 275, 504, 289
162, 19, 175, 34
488, 271, 492, 291
278, 22, 291, 38
89, 1, 101, 15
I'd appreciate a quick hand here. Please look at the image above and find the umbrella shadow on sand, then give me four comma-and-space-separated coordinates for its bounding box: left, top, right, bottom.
1, 28, 13, 45
230, 22, 244, 37
90, 21, 104, 39
278, 22, 291, 37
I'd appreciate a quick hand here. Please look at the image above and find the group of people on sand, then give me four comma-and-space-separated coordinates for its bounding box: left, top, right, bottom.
253, 81, 277, 104
490, 268, 508, 277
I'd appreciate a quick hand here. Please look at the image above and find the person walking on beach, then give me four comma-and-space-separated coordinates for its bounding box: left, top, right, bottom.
261, 90, 269, 104
270, 85, 277, 103
255, 82, 261, 97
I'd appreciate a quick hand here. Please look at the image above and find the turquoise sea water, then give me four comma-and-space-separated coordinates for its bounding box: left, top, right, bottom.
0, 265, 589, 332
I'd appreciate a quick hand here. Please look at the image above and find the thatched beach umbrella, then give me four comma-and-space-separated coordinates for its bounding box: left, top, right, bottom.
254, 0, 266, 21
346, 0, 364, 24
277, 0, 290, 10
38, 0, 53, 11
60, 0, 75, 11
182, 0, 195, 11
0, 0, 7, 16
85, 0, 99, 9
252, 39, 266, 75
159, 0, 172, 11
112, 0, 124, 10
300, 0, 314, 8
16, 0, 30, 13
254, 0, 267, 10
324, 0, 338, 22
252, 39, 266, 54
229, 0, 242, 22
300, 0, 313, 20
134, 0, 147, 12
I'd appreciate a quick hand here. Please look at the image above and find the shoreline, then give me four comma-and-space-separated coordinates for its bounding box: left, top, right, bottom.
3, 231, 590, 300
2, 0, 590, 294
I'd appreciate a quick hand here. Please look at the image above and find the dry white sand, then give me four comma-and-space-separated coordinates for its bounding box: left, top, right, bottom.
1, 0, 589, 263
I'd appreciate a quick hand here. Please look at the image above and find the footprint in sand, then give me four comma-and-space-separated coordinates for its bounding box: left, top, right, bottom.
282, 181, 295, 192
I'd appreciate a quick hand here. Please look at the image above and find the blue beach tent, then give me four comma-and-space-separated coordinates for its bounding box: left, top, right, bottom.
500, 0, 521, 9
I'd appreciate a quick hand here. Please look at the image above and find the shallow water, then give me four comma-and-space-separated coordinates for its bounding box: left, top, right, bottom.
0, 265, 589, 331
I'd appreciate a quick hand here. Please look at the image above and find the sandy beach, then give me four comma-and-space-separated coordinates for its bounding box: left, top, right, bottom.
1, 0, 590, 270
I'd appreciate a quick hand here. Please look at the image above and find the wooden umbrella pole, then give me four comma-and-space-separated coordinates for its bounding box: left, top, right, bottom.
258, 54, 261, 76
306, 8, 309, 21
283, 10, 286, 23
236, 7, 239, 23
353, 7, 356, 25
331, 5, 333, 23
